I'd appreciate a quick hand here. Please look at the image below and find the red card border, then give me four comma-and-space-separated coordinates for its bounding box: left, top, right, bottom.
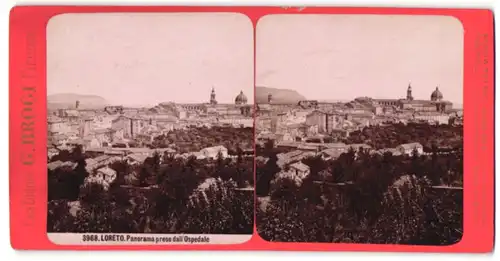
9, 6, 494, 252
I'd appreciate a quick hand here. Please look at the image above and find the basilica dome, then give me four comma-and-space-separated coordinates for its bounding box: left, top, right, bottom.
430, 87, 443, 101
235, 91, 248, 105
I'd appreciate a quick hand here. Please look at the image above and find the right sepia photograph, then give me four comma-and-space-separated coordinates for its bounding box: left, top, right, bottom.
255, 15, 464, 245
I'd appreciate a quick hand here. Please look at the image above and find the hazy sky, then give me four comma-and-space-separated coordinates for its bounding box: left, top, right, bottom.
256, 15, 464, 104
47, 13, 254, 106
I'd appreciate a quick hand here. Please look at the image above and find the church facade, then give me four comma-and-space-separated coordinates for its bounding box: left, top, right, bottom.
375, 83, 453, 113
155, 88, 253, 118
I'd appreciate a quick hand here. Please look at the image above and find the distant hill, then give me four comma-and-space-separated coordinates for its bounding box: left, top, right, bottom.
256, 86, 306, 104
47, 93, 108, 109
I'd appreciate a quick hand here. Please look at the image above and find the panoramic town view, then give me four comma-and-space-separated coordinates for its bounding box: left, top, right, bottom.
44, 12, 466, 245
255, 15, 464, 245
46, 13, 254, 237
47, 90, 254, 235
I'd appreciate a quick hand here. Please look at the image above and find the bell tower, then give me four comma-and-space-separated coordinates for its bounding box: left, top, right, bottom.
406, 82, 414, 101
210, 87, 217, 105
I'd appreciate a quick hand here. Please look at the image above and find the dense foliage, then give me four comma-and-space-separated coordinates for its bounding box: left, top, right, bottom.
47, 145, 254, 234
256, 123, 463, 245
342, 122, 463, 151
151, 126, 254, 154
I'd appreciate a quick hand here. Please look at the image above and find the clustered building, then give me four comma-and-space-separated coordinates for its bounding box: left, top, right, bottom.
47, 88, 253, 188
255, 83, 463, 183
257, 83, 460, 136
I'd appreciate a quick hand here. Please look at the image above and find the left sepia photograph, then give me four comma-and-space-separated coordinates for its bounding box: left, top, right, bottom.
46, 13, 254, 245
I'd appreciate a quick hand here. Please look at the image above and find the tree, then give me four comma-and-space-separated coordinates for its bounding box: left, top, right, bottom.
47, 199, 73, 232
216, 151, 225, 168
48, 126, 257, 235
263, 139, 275, 157
302, 155, 327, 178
79, 182, 107, 205
151, 152, 161, 174
270, 177, 299, 203
137, 166, 151, 187
108, 182, 131, 207
236, 146, 244, 164
109, 160, 130, 185
410, 149, 425, 178
233, 147, 250, 188
73, 145, 84, 159
256, 139, 463, 245
256, 147, 280, 197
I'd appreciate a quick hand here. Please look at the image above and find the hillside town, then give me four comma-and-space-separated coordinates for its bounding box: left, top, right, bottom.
256, 84, 463, 173
255, 84, 464, 245
256, 83, 462, 154
47, 88, 255, 234
48, 88, 253, 162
